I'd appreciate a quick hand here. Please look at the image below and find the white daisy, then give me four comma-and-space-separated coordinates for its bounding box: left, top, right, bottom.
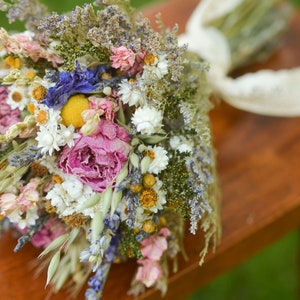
6, 84, 30, 110
138, 178, 166, 214
131, 106, 163, 135
142, 53, 168, 80
147, 146, 169, 174
118, 78, 146, 107
28, 78, 54, 102
35, 106, 79, 154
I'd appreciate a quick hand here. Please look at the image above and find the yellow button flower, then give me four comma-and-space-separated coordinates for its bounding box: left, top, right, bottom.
61, 94, 90, 128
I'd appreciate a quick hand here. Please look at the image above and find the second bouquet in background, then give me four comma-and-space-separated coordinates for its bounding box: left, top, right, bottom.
0, 0, 220, 299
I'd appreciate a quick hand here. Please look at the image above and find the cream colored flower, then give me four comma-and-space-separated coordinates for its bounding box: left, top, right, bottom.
131, 106, 163, 135
118, 79, 146, 107
146, 146, 169, 174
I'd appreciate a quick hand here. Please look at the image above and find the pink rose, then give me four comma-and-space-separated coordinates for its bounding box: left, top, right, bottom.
135, 259, 162, 288
58, 120, 131, 193
0, 86, 21, 134
110, 46, 135, 72
140, 228, 171, 261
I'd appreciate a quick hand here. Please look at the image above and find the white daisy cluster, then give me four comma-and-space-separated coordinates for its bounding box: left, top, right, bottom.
46, 173, 97, 218
35, 105, 79, 155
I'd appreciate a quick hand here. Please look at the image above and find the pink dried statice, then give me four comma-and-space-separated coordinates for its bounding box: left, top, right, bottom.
140, 228, 170, 261
135, 259, 162, 288
0, 178, 41, 229
135, 228, 171, 287
0, 28, 62, 67
110, 46, 146, 75
110, 46, 135, 72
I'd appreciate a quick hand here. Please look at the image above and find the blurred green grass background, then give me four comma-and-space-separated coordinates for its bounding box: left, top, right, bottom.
1, 0, 300, 299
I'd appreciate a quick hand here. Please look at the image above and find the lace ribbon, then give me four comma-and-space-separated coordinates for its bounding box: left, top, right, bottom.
179, 0, 300, 116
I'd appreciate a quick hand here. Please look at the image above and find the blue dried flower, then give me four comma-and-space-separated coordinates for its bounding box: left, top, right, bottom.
42, 62, 107, 108
104, 234, 120, 263
85, 288, 98, 300
104, 213, 120, 232
85, 262, 111, 300
88, 276, 103, 293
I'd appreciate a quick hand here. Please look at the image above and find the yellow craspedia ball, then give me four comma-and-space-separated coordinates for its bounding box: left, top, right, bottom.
61, 94, 90, 128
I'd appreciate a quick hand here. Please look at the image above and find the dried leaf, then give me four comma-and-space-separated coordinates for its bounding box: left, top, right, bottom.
91, 210, 104, 243
38, 234, 68, 258
140, 156, 151, 174
46, 250, 61, 286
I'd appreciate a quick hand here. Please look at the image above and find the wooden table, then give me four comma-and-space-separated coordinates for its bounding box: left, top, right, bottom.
1, 0, 300, 299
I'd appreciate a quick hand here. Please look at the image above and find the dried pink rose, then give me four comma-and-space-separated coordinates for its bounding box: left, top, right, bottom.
110, 46, 135, 72
0, 86, 21, 134
58, 120, 131, 193
135, 259, 162, 288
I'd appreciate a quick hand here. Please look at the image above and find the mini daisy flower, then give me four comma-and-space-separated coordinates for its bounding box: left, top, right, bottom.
139, 179, 166, 213
146, 146, 169, 174
29, 81, 50, 102
35, 105, 78, 154
34, 105, 61, 127
131, 106, 163, 135
143, 53, 168, 80
6, 84, 30, 110
58, 124, 80, 148
36, 125, 61, 155
118, 79, 146, 107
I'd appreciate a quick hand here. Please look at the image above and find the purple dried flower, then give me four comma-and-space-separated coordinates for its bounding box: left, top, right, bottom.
42, 62, 107, 108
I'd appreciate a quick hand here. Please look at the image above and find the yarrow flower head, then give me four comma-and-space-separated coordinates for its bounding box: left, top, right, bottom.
0, 1, 219, 300
110, 46, 135, 73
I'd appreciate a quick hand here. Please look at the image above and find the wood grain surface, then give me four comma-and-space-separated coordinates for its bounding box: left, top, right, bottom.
1, 0, 300, 299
